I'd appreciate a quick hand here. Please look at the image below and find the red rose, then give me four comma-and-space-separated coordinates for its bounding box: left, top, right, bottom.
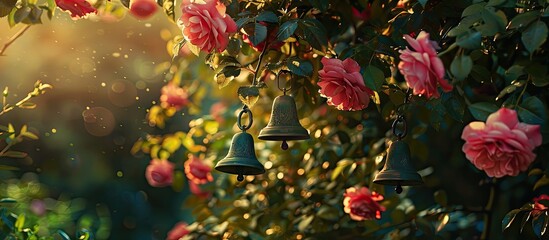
129, 0, 158, 19
318, 57, 374, 111
398, 31, 452, 99
178, 0, 237, 53
343, 187, 386, 221
55, 0, 97, 19
184, 155, 213, 185
145, 159, 174, 187
462, 108, 542, 178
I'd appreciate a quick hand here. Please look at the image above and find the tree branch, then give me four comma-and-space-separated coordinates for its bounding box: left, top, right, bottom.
0, 25, 31, 56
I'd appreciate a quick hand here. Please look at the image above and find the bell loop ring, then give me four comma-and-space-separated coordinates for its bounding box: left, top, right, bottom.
392, 115, 407, 140
277, 70, 293, 95
237, 107, 253, 131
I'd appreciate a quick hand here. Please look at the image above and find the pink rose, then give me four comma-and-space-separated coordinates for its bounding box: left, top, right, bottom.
167, 222, 190, 240
343, 187, 386, 221
184, 155, 213, 185
461, 108, 542, 178
178, 0, 237, 53
145, 159, 175, 187
160, 83, 189, 110
317, 58, 374, 111
55, 0, 97, 19
129, 0, 158, 19
398, 31, 453, 99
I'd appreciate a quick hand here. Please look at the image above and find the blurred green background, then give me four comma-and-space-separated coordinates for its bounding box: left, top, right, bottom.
0, 13, 196, 239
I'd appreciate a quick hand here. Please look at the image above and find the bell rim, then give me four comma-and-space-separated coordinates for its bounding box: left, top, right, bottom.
214, 157, 265, 175
373, 170, 423, 186
258, 126, 310, 141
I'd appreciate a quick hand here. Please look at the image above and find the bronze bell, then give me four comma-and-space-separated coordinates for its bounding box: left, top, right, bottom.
258, 94, 309, 150
215, 106, 265, 181
373, 116, 423, 194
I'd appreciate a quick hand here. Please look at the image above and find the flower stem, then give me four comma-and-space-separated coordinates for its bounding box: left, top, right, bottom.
481, 180, 497, 240
252, 42, 269, 86
0, 25, 31, 56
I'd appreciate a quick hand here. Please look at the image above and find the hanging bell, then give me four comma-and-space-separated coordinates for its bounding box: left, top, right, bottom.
258, 73, 309, 150
215, 106, 265, 181
373, 116, 423, 194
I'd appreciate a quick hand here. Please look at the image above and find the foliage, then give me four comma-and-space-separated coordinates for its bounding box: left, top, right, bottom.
1, 0, 549, 239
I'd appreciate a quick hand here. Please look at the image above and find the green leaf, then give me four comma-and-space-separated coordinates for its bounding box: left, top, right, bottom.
486, 0, 506, 7
525, 62, 549, 87
298, 215, 314, 232
317, 206, 339, 221
0, 0, 16, 17
214, 66, 241, 88
508, 10, 540, 29
502, 209, 522, 231
534, 175, 549, 191
456, 31, 481, 49
57, 230, 71, 240
249, 22, 267, 46
227, 39, 241, 56
495, 85, 517, 101
450, 55, 473, 81
15, 213, 24, 231
331, 159, 353, 181
522, 21, 548, 54
162, 0, 175, 23
0, 165, 19, 171
517, 96, 546, 125
21, 132, 38, 140
236, 17, 252, 29
468, 102, 499, 121
256, 11, 278, 23
277, 20, 298, 42
417, 0, 428, 7
470, 65, 491, 82
462, 3, 485, 18
0, 198, 16, 203
296, 19, 327, 51
533, 213, 545, 238
287, 57, 313, 77
362, 65, 385, 91
476, 8, 506, 36
1, 151, 28, 158
237, 86, 260, 107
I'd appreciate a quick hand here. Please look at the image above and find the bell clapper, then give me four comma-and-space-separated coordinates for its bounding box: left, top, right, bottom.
395, 183, 403, 194
237, 174, 244, 182
281, 140, 288, 150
